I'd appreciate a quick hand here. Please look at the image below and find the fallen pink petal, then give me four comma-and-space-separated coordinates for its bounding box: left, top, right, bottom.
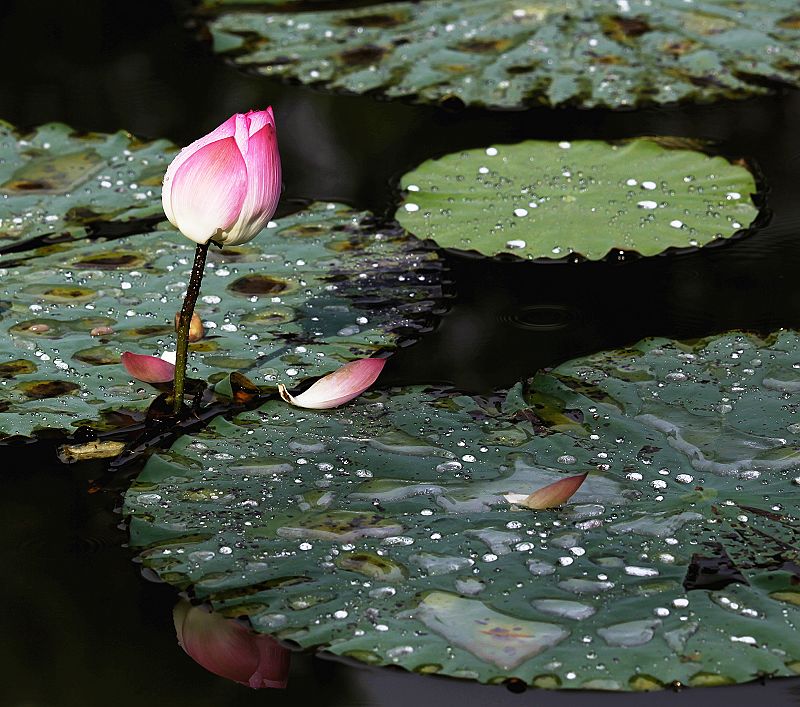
121, 351, 176, 383
504, 472, 589, 510
278, 358, 386, 409
173, 600, 290, 689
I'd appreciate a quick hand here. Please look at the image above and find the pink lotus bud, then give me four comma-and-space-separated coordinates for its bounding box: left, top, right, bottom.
278, 358, 386, 409
162, 109, 281, 246
173, 600, 290, 689
120, 351, 176, 383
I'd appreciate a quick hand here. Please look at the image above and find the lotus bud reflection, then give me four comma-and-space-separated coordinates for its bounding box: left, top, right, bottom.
162, 109, 281, 246
173, 600, 290, 689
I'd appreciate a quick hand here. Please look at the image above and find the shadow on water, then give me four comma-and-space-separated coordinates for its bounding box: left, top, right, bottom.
1, 1, 799, 705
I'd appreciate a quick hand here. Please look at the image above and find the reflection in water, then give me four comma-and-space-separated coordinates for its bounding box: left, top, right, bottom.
173, 600, 290, 689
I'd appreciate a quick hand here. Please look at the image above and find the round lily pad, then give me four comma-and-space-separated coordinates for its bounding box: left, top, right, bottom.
0, 201, 442, 439
0, 121, 175, 250
200, 0, 800, 109
395, 138, 760, 261
124, 329, 800, 690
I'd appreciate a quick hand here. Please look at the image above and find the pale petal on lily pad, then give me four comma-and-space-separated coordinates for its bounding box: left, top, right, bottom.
505, 472, 588, 510
121, 351, 176, 383
278, 358, 385, 409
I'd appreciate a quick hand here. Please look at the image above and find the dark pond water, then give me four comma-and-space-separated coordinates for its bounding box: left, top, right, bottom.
1, 1, 800, 705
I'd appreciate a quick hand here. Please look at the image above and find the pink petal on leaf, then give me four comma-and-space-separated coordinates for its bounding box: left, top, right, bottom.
278, 358, 385, 409
167, 136, 248, 244
504, 472, 589, 510
174, 601, 290, 689
121, 352, 175, 383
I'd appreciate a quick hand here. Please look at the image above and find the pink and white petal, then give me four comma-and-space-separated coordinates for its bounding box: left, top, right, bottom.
219, 122, 281, 246
279, 358, 385, 409
506, 473, 589, 510
169, 137, 248, 244
121, 352, 175, 383
162, 114, 238, 227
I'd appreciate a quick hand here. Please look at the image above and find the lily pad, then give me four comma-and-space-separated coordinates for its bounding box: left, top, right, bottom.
124, 329, 800, 689
0, 202, 441, 439
396, 138, 760, 260
200, 0, 800, 109
0, 121, 175, 250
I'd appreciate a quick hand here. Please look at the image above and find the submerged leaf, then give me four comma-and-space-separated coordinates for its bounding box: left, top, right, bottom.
278, 358, 385, 409
505, 472, 589, 509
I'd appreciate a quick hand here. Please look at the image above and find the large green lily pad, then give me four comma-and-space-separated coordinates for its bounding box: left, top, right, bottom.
396, 138, 760, 261
125, 330, 800, 689
0, 202, 441, 439
0, 121, 175, 250
200, 0, 800, 109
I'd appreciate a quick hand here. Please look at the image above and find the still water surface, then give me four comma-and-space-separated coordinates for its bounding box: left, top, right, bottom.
1, 1, 800, 704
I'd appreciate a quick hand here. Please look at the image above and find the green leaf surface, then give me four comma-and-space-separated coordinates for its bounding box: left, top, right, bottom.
396, 138, 760, 261
0, 121, 175, 250
124, 330, 800, 689
200, 0, 800, 109
0, 201, 441, 439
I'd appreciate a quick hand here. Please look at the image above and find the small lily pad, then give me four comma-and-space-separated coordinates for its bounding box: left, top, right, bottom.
396, 138, 761, 261
0, 121, 175, 249
0, 201, 441, 439
125, 330, 800, 689
199, 0, 800, 109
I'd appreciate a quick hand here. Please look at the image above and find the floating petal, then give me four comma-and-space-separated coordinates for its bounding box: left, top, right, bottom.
505, 472, 589, 510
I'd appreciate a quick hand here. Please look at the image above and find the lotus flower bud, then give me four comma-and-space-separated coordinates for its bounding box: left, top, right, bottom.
162, 109, 281, 246
174, 311, 205, 342
173, 600, 290, 689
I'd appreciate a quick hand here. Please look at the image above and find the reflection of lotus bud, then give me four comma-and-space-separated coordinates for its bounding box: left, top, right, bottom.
162, 109, 281, 246
174, 311, 205, 342
173, 600, 290, 689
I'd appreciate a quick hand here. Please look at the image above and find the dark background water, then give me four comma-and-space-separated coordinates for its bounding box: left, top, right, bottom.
1, 1, 800, 705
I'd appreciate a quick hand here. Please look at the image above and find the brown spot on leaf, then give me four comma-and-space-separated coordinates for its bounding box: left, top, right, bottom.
72, 346, 120, 366
601, 15, 652, 42
16, 379, 81, 399
117, 325, 173, 339
71, 251, 145, 270
340, 45, 385, 66
1, 149, 103, 194
278, 224, 326, 238
778, 14, 800, 29
456, 38, 513, 53
0, 359, 37, 378
228, 274, 291, 296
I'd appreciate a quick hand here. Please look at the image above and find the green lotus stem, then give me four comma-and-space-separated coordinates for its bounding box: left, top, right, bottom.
172, 241, 210, 414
